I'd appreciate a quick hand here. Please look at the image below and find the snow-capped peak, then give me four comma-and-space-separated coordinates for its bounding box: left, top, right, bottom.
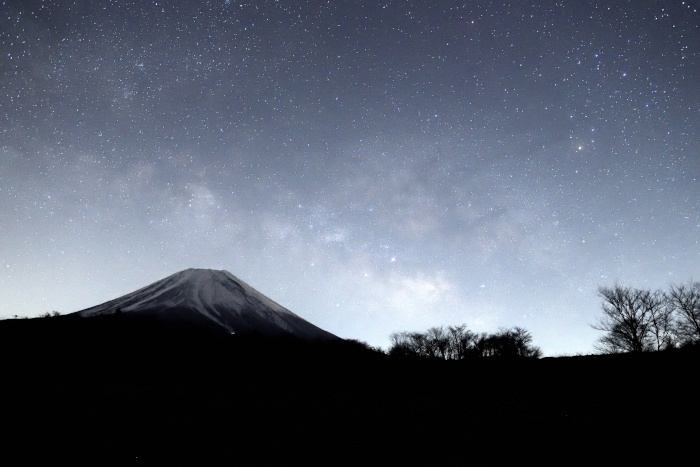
76, 268, 336, 340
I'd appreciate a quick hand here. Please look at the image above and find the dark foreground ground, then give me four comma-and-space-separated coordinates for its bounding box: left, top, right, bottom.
2, 314, 698, 464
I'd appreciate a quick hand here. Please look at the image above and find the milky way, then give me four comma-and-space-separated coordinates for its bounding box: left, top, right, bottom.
1, 1, 698, 355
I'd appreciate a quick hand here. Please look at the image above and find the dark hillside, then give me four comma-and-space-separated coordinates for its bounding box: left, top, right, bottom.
1, 316, 698, 463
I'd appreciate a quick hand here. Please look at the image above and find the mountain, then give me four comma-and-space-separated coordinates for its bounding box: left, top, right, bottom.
75, 268, 337, 340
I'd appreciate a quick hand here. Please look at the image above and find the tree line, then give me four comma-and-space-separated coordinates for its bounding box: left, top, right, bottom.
592, 281, 700, 353
388, 324, 542, 360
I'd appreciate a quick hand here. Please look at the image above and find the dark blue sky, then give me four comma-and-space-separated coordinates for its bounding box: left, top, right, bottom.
1, 0, 698, 355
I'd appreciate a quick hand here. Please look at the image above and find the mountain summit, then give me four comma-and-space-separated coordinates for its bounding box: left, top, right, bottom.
76, 268, 337, 340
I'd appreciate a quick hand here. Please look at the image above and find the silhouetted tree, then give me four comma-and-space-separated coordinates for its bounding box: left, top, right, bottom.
645, 291, 676, 351
36, 311, 60, 318
509, 326, 543, 358
389, 331, 422, 358
669, 281, 700, 346
389, 325, 541, 359
472, 332, 492, 357
446, 324, 475, 360
426, 326, 450, 359
408, 332, 429, 357
592, 285, 657, 353
343, 338, 385, 354
475, 327, 542, 358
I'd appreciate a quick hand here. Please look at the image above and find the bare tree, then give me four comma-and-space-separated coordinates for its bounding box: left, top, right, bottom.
447, 324, 474, 360
426, 326, 450, 359
592, 285, 656, 353
388, 332, 415, 358
479, 327, 542, 358
644, 290, 676, 351
389, 331, 433, 358
668, 281, 700, 346
489, 329, 516, 357
472, 332, 491, 357
510, 326, 543, 358
389, 324, 541, 359
408, 332, 428, 357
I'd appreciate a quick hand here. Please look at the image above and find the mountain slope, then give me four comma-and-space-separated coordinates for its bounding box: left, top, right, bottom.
76, 268, 336, 340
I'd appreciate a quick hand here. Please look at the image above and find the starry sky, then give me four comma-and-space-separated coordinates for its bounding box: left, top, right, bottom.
1, 0, 698, 356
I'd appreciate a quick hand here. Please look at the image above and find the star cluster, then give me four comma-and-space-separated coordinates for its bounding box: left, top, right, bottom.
1, 1, 698, 355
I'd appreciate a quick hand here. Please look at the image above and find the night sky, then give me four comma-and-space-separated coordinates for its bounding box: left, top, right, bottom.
1, 0, 698, 355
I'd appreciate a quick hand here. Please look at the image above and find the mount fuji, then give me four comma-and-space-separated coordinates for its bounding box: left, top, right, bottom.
75, 268, 337, 341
